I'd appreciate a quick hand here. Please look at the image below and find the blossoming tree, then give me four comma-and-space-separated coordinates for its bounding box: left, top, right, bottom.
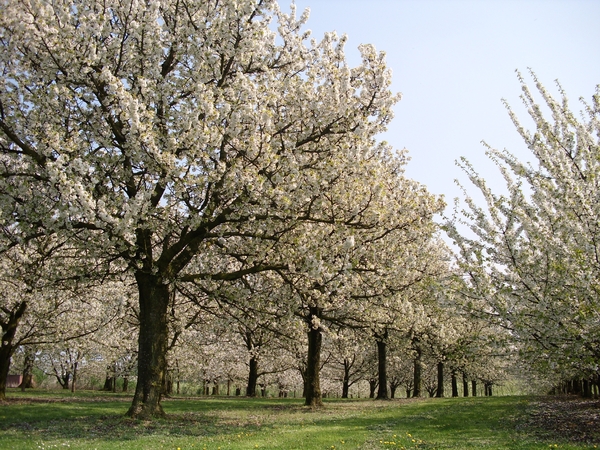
0, 0, 409, 417
446, 72, 600, 390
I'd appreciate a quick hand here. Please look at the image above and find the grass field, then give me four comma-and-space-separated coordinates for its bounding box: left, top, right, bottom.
1, 390, 598, 449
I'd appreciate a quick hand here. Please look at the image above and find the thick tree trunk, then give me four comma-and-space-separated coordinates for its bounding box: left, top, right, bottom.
412, 347, 422, 398
19, 349, 35, 391
436, 361, 444, 398
376, 329, 388, 400
471, 379, 477, 397
0, 345, 12, 400
341, 379, 349, 399
451, 371, 458, 397
0, 301, 27, 400
246, 356, 259, 397
127, 272, 170, 419
304, 307, 323, 407
463, 373, 469, 397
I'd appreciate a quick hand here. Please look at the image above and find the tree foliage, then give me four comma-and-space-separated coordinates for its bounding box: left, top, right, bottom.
447, 71, 600, 384
0, 0, 448, 415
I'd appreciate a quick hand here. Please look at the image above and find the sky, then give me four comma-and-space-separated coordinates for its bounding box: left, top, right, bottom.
285, 0, 600, 212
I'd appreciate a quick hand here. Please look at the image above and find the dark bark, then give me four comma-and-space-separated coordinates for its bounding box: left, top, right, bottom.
436, 361, 444, 398
304, 307, 323, 407
301, 369, 308, 398
484, 382, 493, 396
126, 272, 170, 418
123, 376, 129, 392
462, 372, 469, 397
243, 329, 259, 397
55, 368, 70, 389
164, 371, 173, 396
102, 375, 114, 391
0, 301, 27, 400
341, 358, 351, 398
471, 379, 477, 397
389, 377, 401, 399
375, 329, 388, 400
583, 379, 592, 398
246, 356, 259, 397
451, 371, 459, 397
412, 346, 422, 398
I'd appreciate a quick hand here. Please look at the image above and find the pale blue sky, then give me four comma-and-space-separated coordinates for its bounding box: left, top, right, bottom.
287, 0, 600, 208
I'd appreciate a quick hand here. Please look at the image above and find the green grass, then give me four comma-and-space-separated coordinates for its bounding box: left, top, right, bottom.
0, 390, 597, 449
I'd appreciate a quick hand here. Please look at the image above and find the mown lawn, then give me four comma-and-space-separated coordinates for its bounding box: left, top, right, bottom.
0, 390, 597, 449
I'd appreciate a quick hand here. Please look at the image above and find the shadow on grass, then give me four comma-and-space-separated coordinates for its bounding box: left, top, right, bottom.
1, 393, 228, 443
2, 393, 596, 449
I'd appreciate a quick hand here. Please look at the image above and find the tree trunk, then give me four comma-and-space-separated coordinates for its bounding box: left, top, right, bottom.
19, 349, 35, 391
123, 376, 129, 392
102, 375, 114, 391
583, 379, 592, 398
436, 361, 444, 398
369, 378, 378, 398
451, 371, 458, 397
127, 272, 170, 419
304, 307, 323, 407
246, 356, 259, 397
0, 344, 13, 400
471, 379, 477, 397
301, 368, 308, 398
484, 382, 493, 396
341, 359, 350, 399
59, 371, 70, 389
412, 347, 422, 398
112, 363, 118, 393
0, 301, 27, 400
463, 373, 469, 397
376, 329, 388, 400
71, 359, 79, 393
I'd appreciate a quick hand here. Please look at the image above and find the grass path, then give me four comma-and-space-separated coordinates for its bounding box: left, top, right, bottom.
0, 390, 598, 449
